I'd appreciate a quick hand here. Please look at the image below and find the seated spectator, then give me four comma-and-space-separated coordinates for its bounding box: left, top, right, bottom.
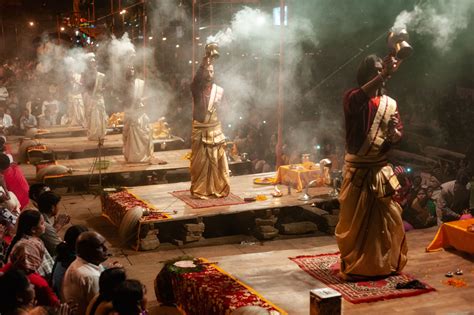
4, 210, 53, 278
112, 279, 148, 315
0, 107, 14, 135
403, 187, 437, 229
0, 203, 19, 250
0, 218, 8, 266
393, 170, 412, 209
51, 225, 88, 297
6, 92, 21, 123
37, 191, 70, 256
255, 133, 277, 173
0, 230, 59, 307
436, 170, 471, 222
406, 175, 422, 206
38, 108, 57, 128
0, 269, 36, 315
0, 135, 13, 162
62, 231, 109, 315
87, 267, 127, 315
0, 153, 30, 210
41, 94, 60, 123
28, 183, 51, 209
19, 108, 37, 135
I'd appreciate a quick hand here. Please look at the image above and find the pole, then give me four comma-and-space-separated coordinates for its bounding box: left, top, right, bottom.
1, 17, 5, 57
192, 0, 196, 75
92, 0, 96, 22
142, 0, 147, 80
57, 15, 60, 44
110, 0, 114, 34
276, 0, 285, 168
14, 23, 18, 51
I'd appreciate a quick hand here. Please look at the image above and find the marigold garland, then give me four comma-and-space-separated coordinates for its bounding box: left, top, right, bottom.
443, 278, 467, 288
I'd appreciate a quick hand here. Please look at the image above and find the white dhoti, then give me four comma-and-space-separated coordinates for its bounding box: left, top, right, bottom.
123, 110, 153, 163
87, 97, 108, 141
67, 93, 86, 127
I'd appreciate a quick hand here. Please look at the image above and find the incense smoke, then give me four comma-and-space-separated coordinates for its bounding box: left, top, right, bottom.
393, 0, 474, 53
206, 6, 317, 129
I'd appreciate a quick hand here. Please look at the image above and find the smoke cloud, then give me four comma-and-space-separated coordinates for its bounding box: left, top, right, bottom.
206, 6, 317, 133
393, 0, 474, 53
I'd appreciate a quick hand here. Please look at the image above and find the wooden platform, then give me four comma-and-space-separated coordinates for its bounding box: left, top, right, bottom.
101, 172, 334, 250
215, 228, 474, 315
61, 194, 474, 315
33, 126, 88, 138
36, 150, 252, 187
36, 133, 184, 159
124, 172, 333, 223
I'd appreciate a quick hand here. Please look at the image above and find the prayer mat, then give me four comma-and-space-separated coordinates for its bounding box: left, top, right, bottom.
171, 190, 245, 209
290, 252, 435, 304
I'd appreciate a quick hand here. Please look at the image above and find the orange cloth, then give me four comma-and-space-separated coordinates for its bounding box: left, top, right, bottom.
275, 164, 321, 192
426, 218, 474, 254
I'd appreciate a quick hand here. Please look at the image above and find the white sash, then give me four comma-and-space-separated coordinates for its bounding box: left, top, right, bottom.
92, 72, 105, 97
133, 79, 145, 105
205, 84, 223, 122
357, 95, 397, 157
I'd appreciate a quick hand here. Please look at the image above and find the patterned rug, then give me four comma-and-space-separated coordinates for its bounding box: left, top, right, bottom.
171, 190, 245, 209
290, 252, 435, 304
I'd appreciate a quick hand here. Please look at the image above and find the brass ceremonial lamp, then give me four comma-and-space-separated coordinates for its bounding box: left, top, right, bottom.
387, 29, 413, 60
205, 42, 220, 60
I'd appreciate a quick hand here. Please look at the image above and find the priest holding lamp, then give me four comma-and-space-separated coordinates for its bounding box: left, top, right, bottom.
189, 43, 230, 199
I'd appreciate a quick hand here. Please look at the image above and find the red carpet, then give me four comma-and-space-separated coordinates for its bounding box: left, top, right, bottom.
290, 252, 435, 304
171, 190, 245, 208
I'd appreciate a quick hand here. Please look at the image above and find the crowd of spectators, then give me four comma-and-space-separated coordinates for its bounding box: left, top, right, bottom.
392, 163, 473, 231
0, 189, 149, 315
0, 130, 149, 314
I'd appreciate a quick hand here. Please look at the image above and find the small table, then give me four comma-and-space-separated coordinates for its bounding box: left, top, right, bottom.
426, 218, 474, 254
275, 164, 322, 192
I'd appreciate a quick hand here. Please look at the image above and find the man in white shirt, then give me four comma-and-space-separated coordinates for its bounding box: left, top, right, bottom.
19, 108, 37, 134
0, 86, 8, 102
62, 231, 109, 315
0, 107, 14, 134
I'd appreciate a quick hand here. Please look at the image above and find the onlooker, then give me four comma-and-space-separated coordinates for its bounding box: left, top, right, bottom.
0, 107, 14, 134
28, 183, 51, 209
19, 108, 38, 135
1, 232, 59, 307
0, 269, 36, 315
403, 188, 437, 229
87, 267, 127, 315
62, 231, 109, 315
436, 170, 471, 222
51, 225, 89, 297
4, 210, 54, 278
38, 108, 57, 128
0, 135, 13, 162
37, 191, 70, 256
112, 279, 148, 315
0, 153, 30, 210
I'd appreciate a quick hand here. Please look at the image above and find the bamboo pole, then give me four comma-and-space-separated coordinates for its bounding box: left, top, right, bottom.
192, 0, 196, 75
276, 0, 285, 168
